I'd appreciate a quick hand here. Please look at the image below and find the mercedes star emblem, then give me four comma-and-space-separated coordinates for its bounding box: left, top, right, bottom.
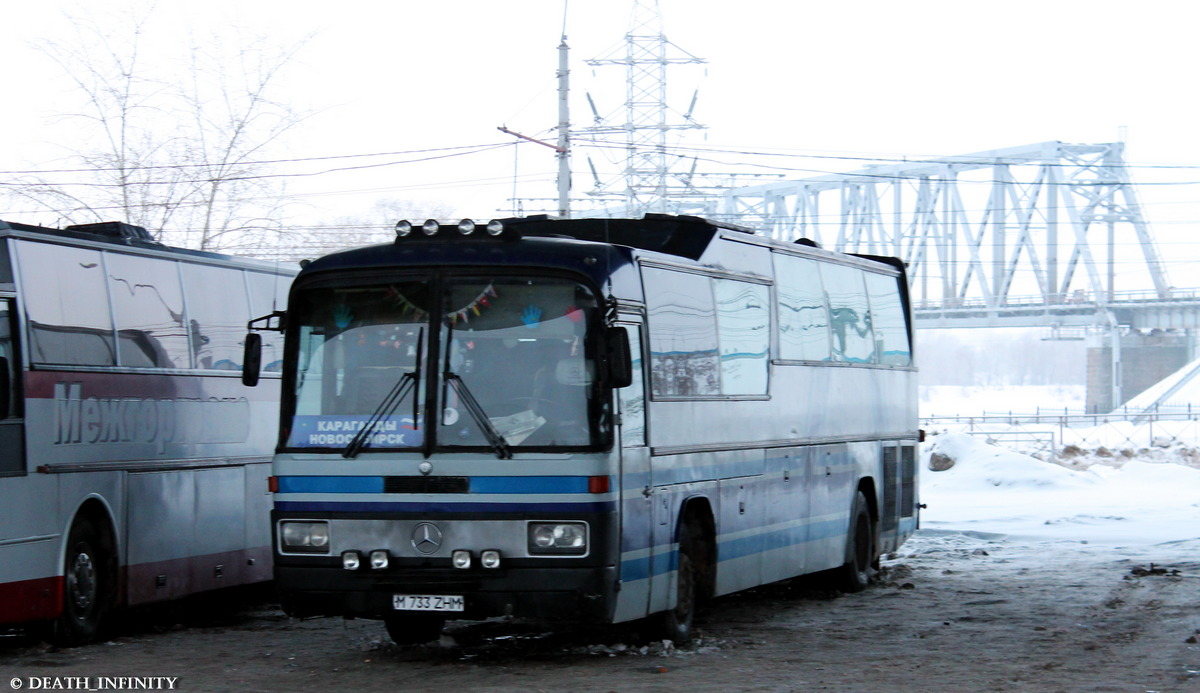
411, 522, 442, 554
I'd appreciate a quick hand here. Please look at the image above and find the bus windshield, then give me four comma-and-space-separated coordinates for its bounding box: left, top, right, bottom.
283, 274, 601, 453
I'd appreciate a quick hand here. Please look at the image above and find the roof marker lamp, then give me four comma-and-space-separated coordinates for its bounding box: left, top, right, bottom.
457, 218, 475, 235
421, 219, 440, 236
395, 220, 413, 238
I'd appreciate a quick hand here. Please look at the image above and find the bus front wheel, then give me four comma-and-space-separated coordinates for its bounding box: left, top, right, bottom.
53, 518, 112, 646
661, 523, 698, 645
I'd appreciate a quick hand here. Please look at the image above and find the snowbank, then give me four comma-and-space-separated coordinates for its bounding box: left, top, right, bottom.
919, 432, 1200, 546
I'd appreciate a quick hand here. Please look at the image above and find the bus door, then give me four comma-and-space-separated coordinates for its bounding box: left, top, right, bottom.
0, 298, 23, 476
613, 321, 652, 623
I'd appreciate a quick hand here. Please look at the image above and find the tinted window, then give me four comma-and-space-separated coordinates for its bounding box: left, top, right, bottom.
644, 268, 719, 397
714, 278, 769, 395
0, 300, 17, 417
821, 263, 874, 363
865, 271, 911, 366
774, 254, 832, 361
182, 264, 250, 370
19, 242, 116, 366
106, 253, 189, 368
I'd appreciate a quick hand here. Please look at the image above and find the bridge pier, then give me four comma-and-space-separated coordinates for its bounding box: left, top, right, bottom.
1086, 329, 1193, 413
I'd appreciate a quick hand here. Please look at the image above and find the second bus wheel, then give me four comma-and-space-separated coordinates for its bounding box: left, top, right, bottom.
384, 613, 446, 645
835, 490, 877, 593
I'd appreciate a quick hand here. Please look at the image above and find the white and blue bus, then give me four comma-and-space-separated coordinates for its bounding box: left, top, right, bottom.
245, 214, 918, 644
0, 220, 292, 645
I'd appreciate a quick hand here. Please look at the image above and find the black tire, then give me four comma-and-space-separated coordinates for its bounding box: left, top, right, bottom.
661, 523, 698, 645
836, 490, 877, 593
384, 613, 446, 645
52, 519, 112, 647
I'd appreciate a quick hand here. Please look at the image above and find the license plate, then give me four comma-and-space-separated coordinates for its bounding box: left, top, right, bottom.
392, 594, 465, 612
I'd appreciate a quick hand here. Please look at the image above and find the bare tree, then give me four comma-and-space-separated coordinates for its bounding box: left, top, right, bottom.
5, 6, 309, 253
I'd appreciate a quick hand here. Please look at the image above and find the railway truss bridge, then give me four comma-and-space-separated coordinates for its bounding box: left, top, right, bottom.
713, 141, 1200, 412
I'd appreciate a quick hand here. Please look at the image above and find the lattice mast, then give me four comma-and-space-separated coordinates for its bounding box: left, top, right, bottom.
584, 0, 706, 214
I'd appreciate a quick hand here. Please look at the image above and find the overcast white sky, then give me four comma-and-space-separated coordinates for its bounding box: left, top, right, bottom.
3, 0, 1199, 271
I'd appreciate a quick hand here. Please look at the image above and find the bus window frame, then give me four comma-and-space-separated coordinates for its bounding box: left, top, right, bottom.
639, 259, 773, 403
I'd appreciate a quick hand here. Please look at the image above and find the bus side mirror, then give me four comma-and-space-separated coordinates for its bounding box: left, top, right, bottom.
242, 333, 263, 387
606, 326, 632, 389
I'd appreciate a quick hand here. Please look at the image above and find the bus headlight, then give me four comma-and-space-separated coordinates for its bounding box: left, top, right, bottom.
527, 522, 588, 555
279, 521, 330, 554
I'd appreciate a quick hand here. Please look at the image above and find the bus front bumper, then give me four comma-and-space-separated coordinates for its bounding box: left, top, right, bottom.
275, 563, 617, 623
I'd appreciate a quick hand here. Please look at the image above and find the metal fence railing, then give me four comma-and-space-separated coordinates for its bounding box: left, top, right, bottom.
921, 408, 1200, 455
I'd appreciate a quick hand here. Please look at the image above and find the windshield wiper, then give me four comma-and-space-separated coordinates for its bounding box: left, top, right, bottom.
342, 328, 423, 459
440, 317, 511, 459
444, 372, 512, 460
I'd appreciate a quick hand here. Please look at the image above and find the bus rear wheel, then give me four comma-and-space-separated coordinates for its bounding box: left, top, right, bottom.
836, 490, 877, 593
52, 519, 112, 646
384, 613, 446, 646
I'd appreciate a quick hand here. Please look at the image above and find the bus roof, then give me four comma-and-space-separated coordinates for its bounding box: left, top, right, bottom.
0, 219, 292, 273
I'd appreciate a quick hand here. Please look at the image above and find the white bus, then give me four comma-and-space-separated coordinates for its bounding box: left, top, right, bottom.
0, 220, 292, 645
245, 214, 918, 645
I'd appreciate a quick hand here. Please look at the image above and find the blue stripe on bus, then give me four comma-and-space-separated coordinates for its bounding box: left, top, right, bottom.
275, 475, 603, 495
275, 500, 617, 514
619, 517, 849, 581
718, 517, 846, 562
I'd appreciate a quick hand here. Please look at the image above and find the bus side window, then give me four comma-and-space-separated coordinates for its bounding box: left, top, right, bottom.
18, 243, 116, 367
618, 325, 646, 447
0, 299, 22, 475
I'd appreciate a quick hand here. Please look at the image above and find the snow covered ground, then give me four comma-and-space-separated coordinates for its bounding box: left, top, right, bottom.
917, 431, 1200, 546
913, 384, 1200, 562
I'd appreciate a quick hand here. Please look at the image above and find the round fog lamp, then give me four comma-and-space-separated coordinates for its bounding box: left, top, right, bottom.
370, 550, 390, 570
457, 218, 475, 235
395, 220, 413, 237
342, 551, 361, 571
422, 219, 440, 236
452, 549, 472, 569
481, 550, 501, 569
486, 220, 504, 236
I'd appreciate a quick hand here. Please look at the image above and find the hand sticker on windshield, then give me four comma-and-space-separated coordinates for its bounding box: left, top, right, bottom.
521, 305, 542, 329
333, 304, 353, 329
